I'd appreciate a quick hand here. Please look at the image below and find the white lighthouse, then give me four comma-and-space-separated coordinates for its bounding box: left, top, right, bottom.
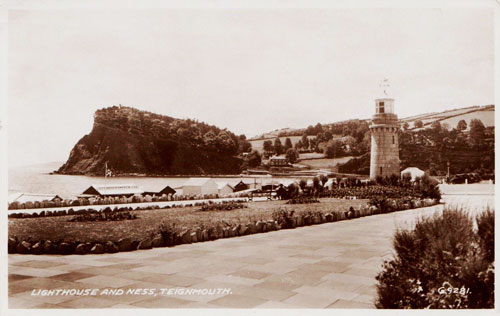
369, 79, 400, 179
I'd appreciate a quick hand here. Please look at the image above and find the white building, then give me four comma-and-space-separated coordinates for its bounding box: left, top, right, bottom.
401, 167, 425, 182
9, 193, 63, 204
216, 182, 234, 195
323, 178, 337, 190
181, 178, 219, 196
80, 184, 143, 198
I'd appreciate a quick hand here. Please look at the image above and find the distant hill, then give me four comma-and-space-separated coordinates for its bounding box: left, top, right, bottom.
249, 104, 494, 177
56, 106, 243, 176
250, 104, 494, 140
400, 105, 494, 131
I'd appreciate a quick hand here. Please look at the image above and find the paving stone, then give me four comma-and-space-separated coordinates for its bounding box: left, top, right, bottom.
229, 270, 270, 280
8, 274, 34, 282
49, 272, 95, 282
131, 296, 193, 308
31, 303, 67, 309
8, 266, 67, 278
327, 299, 374, 308
294, 285, 359, 301
255, 300, 302, 308
209, 294, 268, 308
142, 274, 204, 287
9, 297, 44, 309
254, 279, 302, 291
283, 293, 339, 308
72, 266, 127, 276
8, 283, 33, 295
76, 275, 136, 288
58, 297, 117, 308
205, 274, 263, 286
352, 294, 375, 304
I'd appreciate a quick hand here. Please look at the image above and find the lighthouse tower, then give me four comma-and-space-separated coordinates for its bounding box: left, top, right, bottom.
369, 79, 400, 179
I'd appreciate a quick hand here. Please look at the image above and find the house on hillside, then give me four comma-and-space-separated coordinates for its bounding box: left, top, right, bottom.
80, 184, 143, 198
269, 156, 289, 166
181, 178, 218, 196
216, 182, 234, 195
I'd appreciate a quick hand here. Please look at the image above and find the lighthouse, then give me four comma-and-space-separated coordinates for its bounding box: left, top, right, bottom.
369, 79, 400, 179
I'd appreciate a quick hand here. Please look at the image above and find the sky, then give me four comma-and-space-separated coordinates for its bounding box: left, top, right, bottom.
7, 8, 494, 167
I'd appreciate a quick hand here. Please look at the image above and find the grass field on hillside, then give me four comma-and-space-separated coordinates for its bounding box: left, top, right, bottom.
299, 156, 354, 169
249, 136, 317, 153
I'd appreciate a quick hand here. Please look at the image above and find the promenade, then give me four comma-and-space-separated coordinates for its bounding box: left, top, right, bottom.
8, 185, 493, 309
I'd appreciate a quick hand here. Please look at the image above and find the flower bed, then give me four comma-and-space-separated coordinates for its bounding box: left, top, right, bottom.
199, 201, 247, 212
8, 197, 439, 255
285, 197, 320, 204
8, 199, 248, 219
69, 211, 137, 222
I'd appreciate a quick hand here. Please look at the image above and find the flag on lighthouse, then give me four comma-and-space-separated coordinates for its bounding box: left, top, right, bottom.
105, 162, 113, 178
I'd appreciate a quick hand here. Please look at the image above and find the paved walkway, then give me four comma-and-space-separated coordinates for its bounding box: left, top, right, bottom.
8, 194, 493, 309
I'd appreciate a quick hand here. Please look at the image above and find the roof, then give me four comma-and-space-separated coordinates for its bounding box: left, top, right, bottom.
83, 184, 143, 196
216, 182, 234, 190
401, 167, 425, 174
9, 193, 63, 204
143, 185, 176, 194
324, 178, 336, 186
279, 179, 299, 187
270, 156, 287, 160
261, 180, 281, 186
182, 178, 215, 187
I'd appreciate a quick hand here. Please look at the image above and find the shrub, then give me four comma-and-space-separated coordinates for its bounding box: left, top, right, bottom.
198, 201, 247, 212
286, 197, 320, 204
271, 209, 295, 229
69, 211, 137, 222
415, 175, 442, 200
369, 195, 389, 213
375, 207, 494, 309
157, 221, 179, 244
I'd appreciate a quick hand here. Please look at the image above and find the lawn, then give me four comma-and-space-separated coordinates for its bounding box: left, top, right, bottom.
8, 198, 368, 244
299, 156, 355, 169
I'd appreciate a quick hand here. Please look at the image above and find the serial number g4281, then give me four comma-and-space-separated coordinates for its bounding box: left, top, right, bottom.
437, 286, 471, 295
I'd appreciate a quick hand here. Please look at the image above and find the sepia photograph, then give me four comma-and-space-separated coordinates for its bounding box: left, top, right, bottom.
2, 0, 497, 313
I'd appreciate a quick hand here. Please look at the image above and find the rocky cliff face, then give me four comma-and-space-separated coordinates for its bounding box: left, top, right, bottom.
57, 106, 243, 176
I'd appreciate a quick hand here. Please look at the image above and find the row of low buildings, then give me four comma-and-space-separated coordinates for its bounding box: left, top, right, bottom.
9, 168, 428, 204
77, 179, 238, 199
8, 178, 264, 204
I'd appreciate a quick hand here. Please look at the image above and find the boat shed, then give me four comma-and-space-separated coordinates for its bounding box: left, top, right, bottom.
216, 182, 234, 195
181, 178, 218, 196
80, 184, 144, 198
143, 185, 176, 196
9, 193, 63, 204
233, 180, 249, 192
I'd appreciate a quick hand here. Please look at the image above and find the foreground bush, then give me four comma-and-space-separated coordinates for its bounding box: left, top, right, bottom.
375, 207, 494, 309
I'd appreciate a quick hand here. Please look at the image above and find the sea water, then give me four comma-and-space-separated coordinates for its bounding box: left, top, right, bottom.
8, 162, 295, 199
